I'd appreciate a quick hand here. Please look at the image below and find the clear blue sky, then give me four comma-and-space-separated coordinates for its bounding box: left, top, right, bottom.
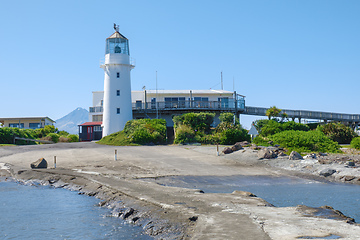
1, 0, 359, 129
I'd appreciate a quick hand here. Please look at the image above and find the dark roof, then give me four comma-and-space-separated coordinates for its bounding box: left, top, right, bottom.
78, 121, 102, 126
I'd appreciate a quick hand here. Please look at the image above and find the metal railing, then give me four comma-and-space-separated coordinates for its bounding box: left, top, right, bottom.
244, 106, 360, 122
132, 99, 245, 111
89, 99, 245, 113
89, 106, 103, 113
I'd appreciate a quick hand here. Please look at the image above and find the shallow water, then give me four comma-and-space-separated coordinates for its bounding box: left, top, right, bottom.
148, 175, 360, 221
0, 181, 152, 240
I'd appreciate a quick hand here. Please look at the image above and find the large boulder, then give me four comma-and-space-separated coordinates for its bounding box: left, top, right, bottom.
257, 148, 277, 159
231, 143, 243, 152
319, 168, 336, 177
304, 153, 317, 159
289, 151, 303, 160
30, 158, 48, 169
222, 147, 233, 154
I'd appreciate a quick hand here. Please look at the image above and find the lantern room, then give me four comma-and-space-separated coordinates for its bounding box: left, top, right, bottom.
105, 31, 130, 55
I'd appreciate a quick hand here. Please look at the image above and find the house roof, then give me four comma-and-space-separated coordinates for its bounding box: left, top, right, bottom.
0, 117, 55, 123
79, 121, 102, 126
107, 31, 127, 40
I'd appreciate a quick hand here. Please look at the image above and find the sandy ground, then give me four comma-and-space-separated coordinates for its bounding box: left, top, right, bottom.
1, 142, 360, 239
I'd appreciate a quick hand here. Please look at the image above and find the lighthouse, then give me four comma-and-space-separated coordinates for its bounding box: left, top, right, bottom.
101, 24, 134, 137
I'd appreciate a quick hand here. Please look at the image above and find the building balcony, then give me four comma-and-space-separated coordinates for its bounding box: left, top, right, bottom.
89, 99, 245, 113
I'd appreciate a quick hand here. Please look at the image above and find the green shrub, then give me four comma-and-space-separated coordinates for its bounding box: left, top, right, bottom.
100, 119, 167, 145
58, 130, 69, 136
174, 125, 196, 144
218, 127, 250, 145
252, 119, 270, 134
270, 130, 341, 153
68, 134, 79, 142
253, 136, 272, 146
173, 112, 250, 145
174, 112, 215, 133
260, 120, 282, 137
98, 131, 134, 146
0, 127, 37, 144
47, 133, 60, 143
317, 123, 357, 144
350, 137, 360, 150
124, 119, 166, 144
219, 112, 234, 124
282, 121, 310, 132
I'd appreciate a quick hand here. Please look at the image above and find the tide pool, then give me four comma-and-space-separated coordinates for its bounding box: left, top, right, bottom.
0, 181, 152, 240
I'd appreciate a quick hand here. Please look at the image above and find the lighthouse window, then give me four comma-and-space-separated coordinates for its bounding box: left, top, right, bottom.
117, 72, 120, 78
116, 90, 120, 96
117, 108, 120, 114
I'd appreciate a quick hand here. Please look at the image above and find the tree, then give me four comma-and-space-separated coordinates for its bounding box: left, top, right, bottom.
266, 106, 282, 120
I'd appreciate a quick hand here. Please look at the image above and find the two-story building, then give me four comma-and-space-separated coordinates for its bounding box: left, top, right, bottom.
79, 89, 245, 141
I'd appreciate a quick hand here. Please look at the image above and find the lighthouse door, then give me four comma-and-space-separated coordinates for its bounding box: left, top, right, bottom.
87, 126, 93, 140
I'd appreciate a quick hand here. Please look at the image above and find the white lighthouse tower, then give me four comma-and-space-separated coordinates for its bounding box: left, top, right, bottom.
101, 24, 134, 137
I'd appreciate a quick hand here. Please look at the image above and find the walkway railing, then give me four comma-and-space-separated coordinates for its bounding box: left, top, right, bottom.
244, 106, 360, 123
132, 99, 245, 111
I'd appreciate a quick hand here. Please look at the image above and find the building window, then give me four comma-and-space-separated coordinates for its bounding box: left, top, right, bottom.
92, 115, 103, 122
9, 123, 24, 128
94, 126, 102, 132
117, 72, 120, 78
117, 108, 120, 114
116, 90, 120, 96
29, 123, 40, 129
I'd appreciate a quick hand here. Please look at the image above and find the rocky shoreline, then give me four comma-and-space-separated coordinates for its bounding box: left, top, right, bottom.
0, 166, 192, 239
2, 142, 360, 239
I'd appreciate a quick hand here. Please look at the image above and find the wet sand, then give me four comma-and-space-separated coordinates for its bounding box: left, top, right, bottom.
1, 142, 360, 239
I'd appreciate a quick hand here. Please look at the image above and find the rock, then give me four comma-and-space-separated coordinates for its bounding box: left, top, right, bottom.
343, 176, 356, 182
222, 147, 233, 154
236, 141, 250, 147
304, 153, 317, 159
257, 148, 277, 159
189, 216, 198, 221
123, 208, 135, 219
274, 144, 281, 148
318, 152, 327, 156
232, 190, 257, 197
319, 168, 336, 177
346, 161, 355, 167
277, 152, 287, 157
231, 142, 243, 151
30, 158, 48, 169
289, 151, 303, 160
268, 141, 274, 146
250, 144, 260, 150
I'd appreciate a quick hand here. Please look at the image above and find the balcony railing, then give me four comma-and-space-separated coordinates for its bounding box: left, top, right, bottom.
89, 99, 245, 113
133, 99, 245, 111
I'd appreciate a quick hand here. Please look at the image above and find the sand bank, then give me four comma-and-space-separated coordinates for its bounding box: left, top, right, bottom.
1, 142, 360, 239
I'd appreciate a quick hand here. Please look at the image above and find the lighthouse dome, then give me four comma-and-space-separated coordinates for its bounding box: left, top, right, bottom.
105, 31, 129, 55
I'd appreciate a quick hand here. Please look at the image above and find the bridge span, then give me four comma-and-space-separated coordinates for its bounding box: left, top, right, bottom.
243, 106, 360, 126
90, 99, 360, 127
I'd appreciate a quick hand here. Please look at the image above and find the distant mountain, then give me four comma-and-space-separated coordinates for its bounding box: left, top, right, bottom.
55, 107, 89, 134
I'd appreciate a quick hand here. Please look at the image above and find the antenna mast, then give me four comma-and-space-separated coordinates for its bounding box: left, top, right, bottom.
156, 71, 158, 119
221, 71, 223, 90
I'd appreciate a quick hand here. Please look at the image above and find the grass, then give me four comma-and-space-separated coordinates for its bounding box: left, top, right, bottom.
97, 131, 139, 146
0, 144, 16, 147
340, 144, 351, 148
